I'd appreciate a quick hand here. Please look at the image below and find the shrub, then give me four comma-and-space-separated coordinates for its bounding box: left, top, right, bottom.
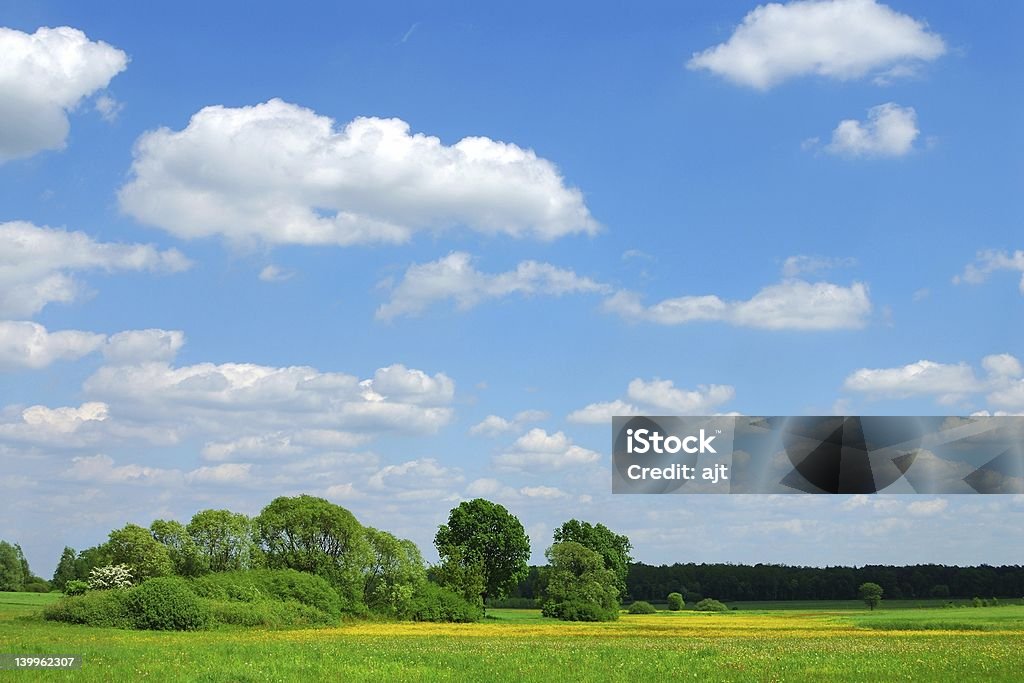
405, 582, 483, 623
63, 580, 89, 596
125, 577, 209, 631
972, 597, 984, 608
190, 569, 343, 618
542, 598, 619, 622
694, 598, 729, 612
23, 578, 52, 593
627, 600, 657, 614
89, 564, 133, 590
666, 592, 684, 611
43, 590, 132, 628
206, 599, 335, 627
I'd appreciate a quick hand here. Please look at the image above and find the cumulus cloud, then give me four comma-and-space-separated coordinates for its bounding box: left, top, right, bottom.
0, 221, 190, 317
0, 320, 104, 370
83, 359, 456, 437
825, 103, 919, 157
367, 458, 463, 501
470, 410, 548, 437
907, 498, 948, 517
493, 428, 601, 471
568, 378, 735, 424
954, 250, 1024, 294
0, 400, 177, 449
66, 454, 252, 486
377, 252, 608, 320
844, 354, 1024, 410
119, 99, 598, 248
258, 265, 294, 282
0, 26, 128, 162
687, 0, 945, 90
604, 279, 871, 330
103, 329, 185, 365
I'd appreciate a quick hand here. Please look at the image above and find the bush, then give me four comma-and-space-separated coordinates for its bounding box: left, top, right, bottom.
125, 577, 209, 631
694, 598, 729, 612
542, 598, 619, 622
23, 578, 52, 593
666, 592, 684, 611
206, 599, 335, 627
405, 582, 482, 623
190, 569, 343, 618
43, 590, 132, 628
89, 564, 133, 590
63, 580, 89, 596
627, 600, 657, 614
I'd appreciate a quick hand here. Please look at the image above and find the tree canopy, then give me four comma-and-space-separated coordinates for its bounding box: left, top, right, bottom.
435, 498, 530, 604
553, 519, 632, 595
541, 541, 619, 621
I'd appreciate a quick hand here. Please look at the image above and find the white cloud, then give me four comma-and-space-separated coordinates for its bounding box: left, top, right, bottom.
0, 320, 104, 370
782, 255, 856, 278
825, 103, 919, 157
367, 458, 463, 500
627, 379, 735, 413
469, 415, 516, 437
0, 221, 190, 317
103, 329, 185, 365
84, 359, 456, 436
569, 379, 735, 424
0, 400, 176, 449
258, 265, 294, 282
605, 279, 871, 330
201, 430, 369, 461
843, 360, 980, 399
93, 94, 123, 122
494, 428, 601, 471
66, 454, 179, 486
119, 99, 598, 248
519, 485, 568, 499
687, 0, 945, 90
954, 250, 1024, 294
185, 463, 252, 485
469, 409, 549, 437
377, 252, 608, 320
0, 26, 128, 162
907, 498, 949, 517
843, 354, 1024, 410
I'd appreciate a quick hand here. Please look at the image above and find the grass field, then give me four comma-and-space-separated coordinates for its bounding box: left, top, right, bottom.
2, 593, 1023, 681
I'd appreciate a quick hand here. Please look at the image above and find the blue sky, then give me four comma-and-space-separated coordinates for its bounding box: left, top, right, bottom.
1, 0, 1023, 577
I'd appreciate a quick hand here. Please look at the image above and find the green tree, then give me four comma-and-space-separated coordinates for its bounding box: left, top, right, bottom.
255, 495, 371, 609
363, 527, 426, 616
52, 547, 78, 590
552, 519, 632, 596
105, 524, 173, 581
73, 546, 111, 582
435, 499, 530, 606
185, 510, 255, 572
667, 592, 685, 611
540, 541, 619, 621
151, 520, 207, 576
0, 541, 25, 591
859, 582, 883, 611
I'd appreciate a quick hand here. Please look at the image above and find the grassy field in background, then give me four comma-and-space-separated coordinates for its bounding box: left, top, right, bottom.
2, 593, 1023, 681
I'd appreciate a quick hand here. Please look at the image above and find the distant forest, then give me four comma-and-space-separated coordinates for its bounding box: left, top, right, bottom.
506, 563, 1024, 604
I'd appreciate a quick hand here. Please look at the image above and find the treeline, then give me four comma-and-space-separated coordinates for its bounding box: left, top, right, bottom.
503, 563, 1024, 603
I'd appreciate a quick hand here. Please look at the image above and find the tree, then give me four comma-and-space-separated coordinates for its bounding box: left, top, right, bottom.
667, 592, 685, 611
73, 546, 111, 582
185, 510, 255, 572
553, 520, 632, 596
540, 541, 619, 621
0, 541, 25, 591
363, 527, 426, 616
859, 582, 883, 611
435, 499, 530, 606
52, 547, 78, 590
255, 495, 371, 609
151, 520, 207, 577
105, 524, 173, 581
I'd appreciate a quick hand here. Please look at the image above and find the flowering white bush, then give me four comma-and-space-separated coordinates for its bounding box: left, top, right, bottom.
88, 564, 133, 590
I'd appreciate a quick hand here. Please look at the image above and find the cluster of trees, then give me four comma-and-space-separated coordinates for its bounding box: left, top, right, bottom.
0, 541, 49, 592
624, 563, 1024, 603
46, 495, 434, 618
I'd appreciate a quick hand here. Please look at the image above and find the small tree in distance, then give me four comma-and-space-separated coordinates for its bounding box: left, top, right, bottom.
667, 592, 685, 611
859, 582, 883, 611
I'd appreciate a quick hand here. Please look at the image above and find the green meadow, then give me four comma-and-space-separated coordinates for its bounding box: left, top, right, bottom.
2, 593, 1023, 681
